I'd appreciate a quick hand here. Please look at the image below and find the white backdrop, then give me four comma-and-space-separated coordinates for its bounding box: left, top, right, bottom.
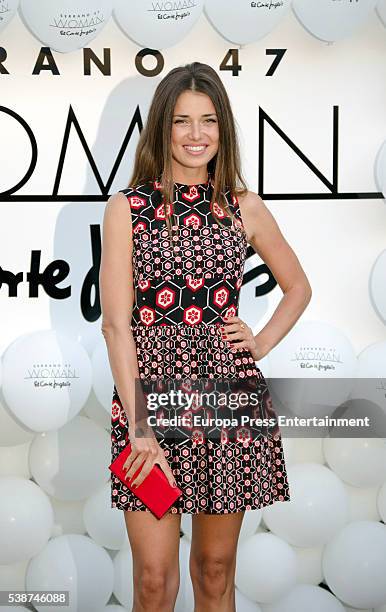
0, 8, 386, 354
1, 3, 386, 611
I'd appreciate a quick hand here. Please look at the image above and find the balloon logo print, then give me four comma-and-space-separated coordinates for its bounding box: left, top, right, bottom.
0, 0, 19, 34
114, 0, 205, 49
50, 11, 104, 40
19, 0, 113, 53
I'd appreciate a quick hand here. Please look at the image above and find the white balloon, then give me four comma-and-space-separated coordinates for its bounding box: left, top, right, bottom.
113, 547, 134, 610
50, 497, 86, 537
2, 330, 92, 432
205, 0, 292, 45
239, 509, 263, 542
0, 398, 34, 447
0, 607, 30, 612
376, 0, 386, 26
114, 0, 204, 49
292, 0, 377, 43
0, 0, 19, 34
268, 320, 357, 421
254, 351, 272, 379
323, 438, 386, 487
263, 583, 345, 612
71, 326, 101, 358
291, 545, 324, 585
350, 341, 386, 413
19, 0, 113, 53
269, 320, 358, 377
369, 252, 386, 324
263, 463, 349, 547
235, 532, 297, 603
0, 440, 31, 478
83, 482, 127, 550
322, 520, 386, 609
0, 477, 53, 565
0, 559, 29, 591
235, 589, 262, 611
374, 138, 386, 193
376, 478, 386, 522
345, 483, 381, 522
81, 388, 110, 431
29, 415, 110, 501
276, 437, 295, 467
26, 534, 114, 612
345, 607, 372, 612
287, 437, 324, 465
91, 339, 114, 414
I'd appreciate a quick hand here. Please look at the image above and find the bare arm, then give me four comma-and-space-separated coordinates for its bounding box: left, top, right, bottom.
230, 191, 312, 359
99, 191, 145, 431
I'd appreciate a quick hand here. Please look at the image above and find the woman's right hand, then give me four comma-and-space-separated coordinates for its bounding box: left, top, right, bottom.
123, 423, 177, 490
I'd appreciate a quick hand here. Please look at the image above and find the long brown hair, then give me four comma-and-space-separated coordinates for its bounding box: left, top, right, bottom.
128, 61, 248, 241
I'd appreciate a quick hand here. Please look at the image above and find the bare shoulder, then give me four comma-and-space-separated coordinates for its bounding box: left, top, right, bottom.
238, 189, 266, 215
237, 189, 278, 243
102, 191, 134, 247
105, 190, 131, 214
103, 190, 132, 223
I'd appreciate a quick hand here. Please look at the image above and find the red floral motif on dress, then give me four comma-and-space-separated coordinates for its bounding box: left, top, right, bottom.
212, 201, 227, 219
133, 221, 147, 233
138, 279, 151, 291
155, 202, 173, 220
180, 380, 194, 392
221, 428, 230, 444
184, 213, 202, 228
129, 196, 147, 209
156, 287, 176, 309
111, 401, 120, 421
236, 427, 252, 444
139, 306, 156, 326
223, 304, 237, 320
182, 185, 201, 203
186, 277, 205, 292
119, 409, 127, 427
192, 428, 205, 444
213, 286, 230, 308
183, 305, 203, 325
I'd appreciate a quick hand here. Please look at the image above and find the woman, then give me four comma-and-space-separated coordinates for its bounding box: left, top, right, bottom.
100, 62, 311, 612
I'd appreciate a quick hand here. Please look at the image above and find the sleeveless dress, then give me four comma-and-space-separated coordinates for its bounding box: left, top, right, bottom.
110, 176, 291, 514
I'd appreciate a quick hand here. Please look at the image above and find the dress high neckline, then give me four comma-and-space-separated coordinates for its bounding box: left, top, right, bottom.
156, 173, 213, 192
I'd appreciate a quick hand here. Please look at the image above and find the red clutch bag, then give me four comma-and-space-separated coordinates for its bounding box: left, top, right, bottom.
109, 442, 183, 519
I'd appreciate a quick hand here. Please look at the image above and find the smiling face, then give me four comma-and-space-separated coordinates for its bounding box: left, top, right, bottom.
170, 89, 219, 182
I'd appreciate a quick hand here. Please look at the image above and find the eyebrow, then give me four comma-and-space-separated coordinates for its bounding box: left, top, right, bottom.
173, 113, 217, 118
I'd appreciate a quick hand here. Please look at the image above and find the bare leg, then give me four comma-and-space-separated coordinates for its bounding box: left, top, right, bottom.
124, 510, 182, 612
189, 512, 245, 612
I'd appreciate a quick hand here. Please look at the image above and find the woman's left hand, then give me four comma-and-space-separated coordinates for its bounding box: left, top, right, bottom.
221, 315, 264, 361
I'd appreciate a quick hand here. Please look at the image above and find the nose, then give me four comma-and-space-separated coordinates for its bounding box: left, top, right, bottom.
189, 121, 203, 140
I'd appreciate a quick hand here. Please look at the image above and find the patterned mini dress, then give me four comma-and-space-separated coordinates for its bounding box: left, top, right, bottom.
110, 175, 291, 514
